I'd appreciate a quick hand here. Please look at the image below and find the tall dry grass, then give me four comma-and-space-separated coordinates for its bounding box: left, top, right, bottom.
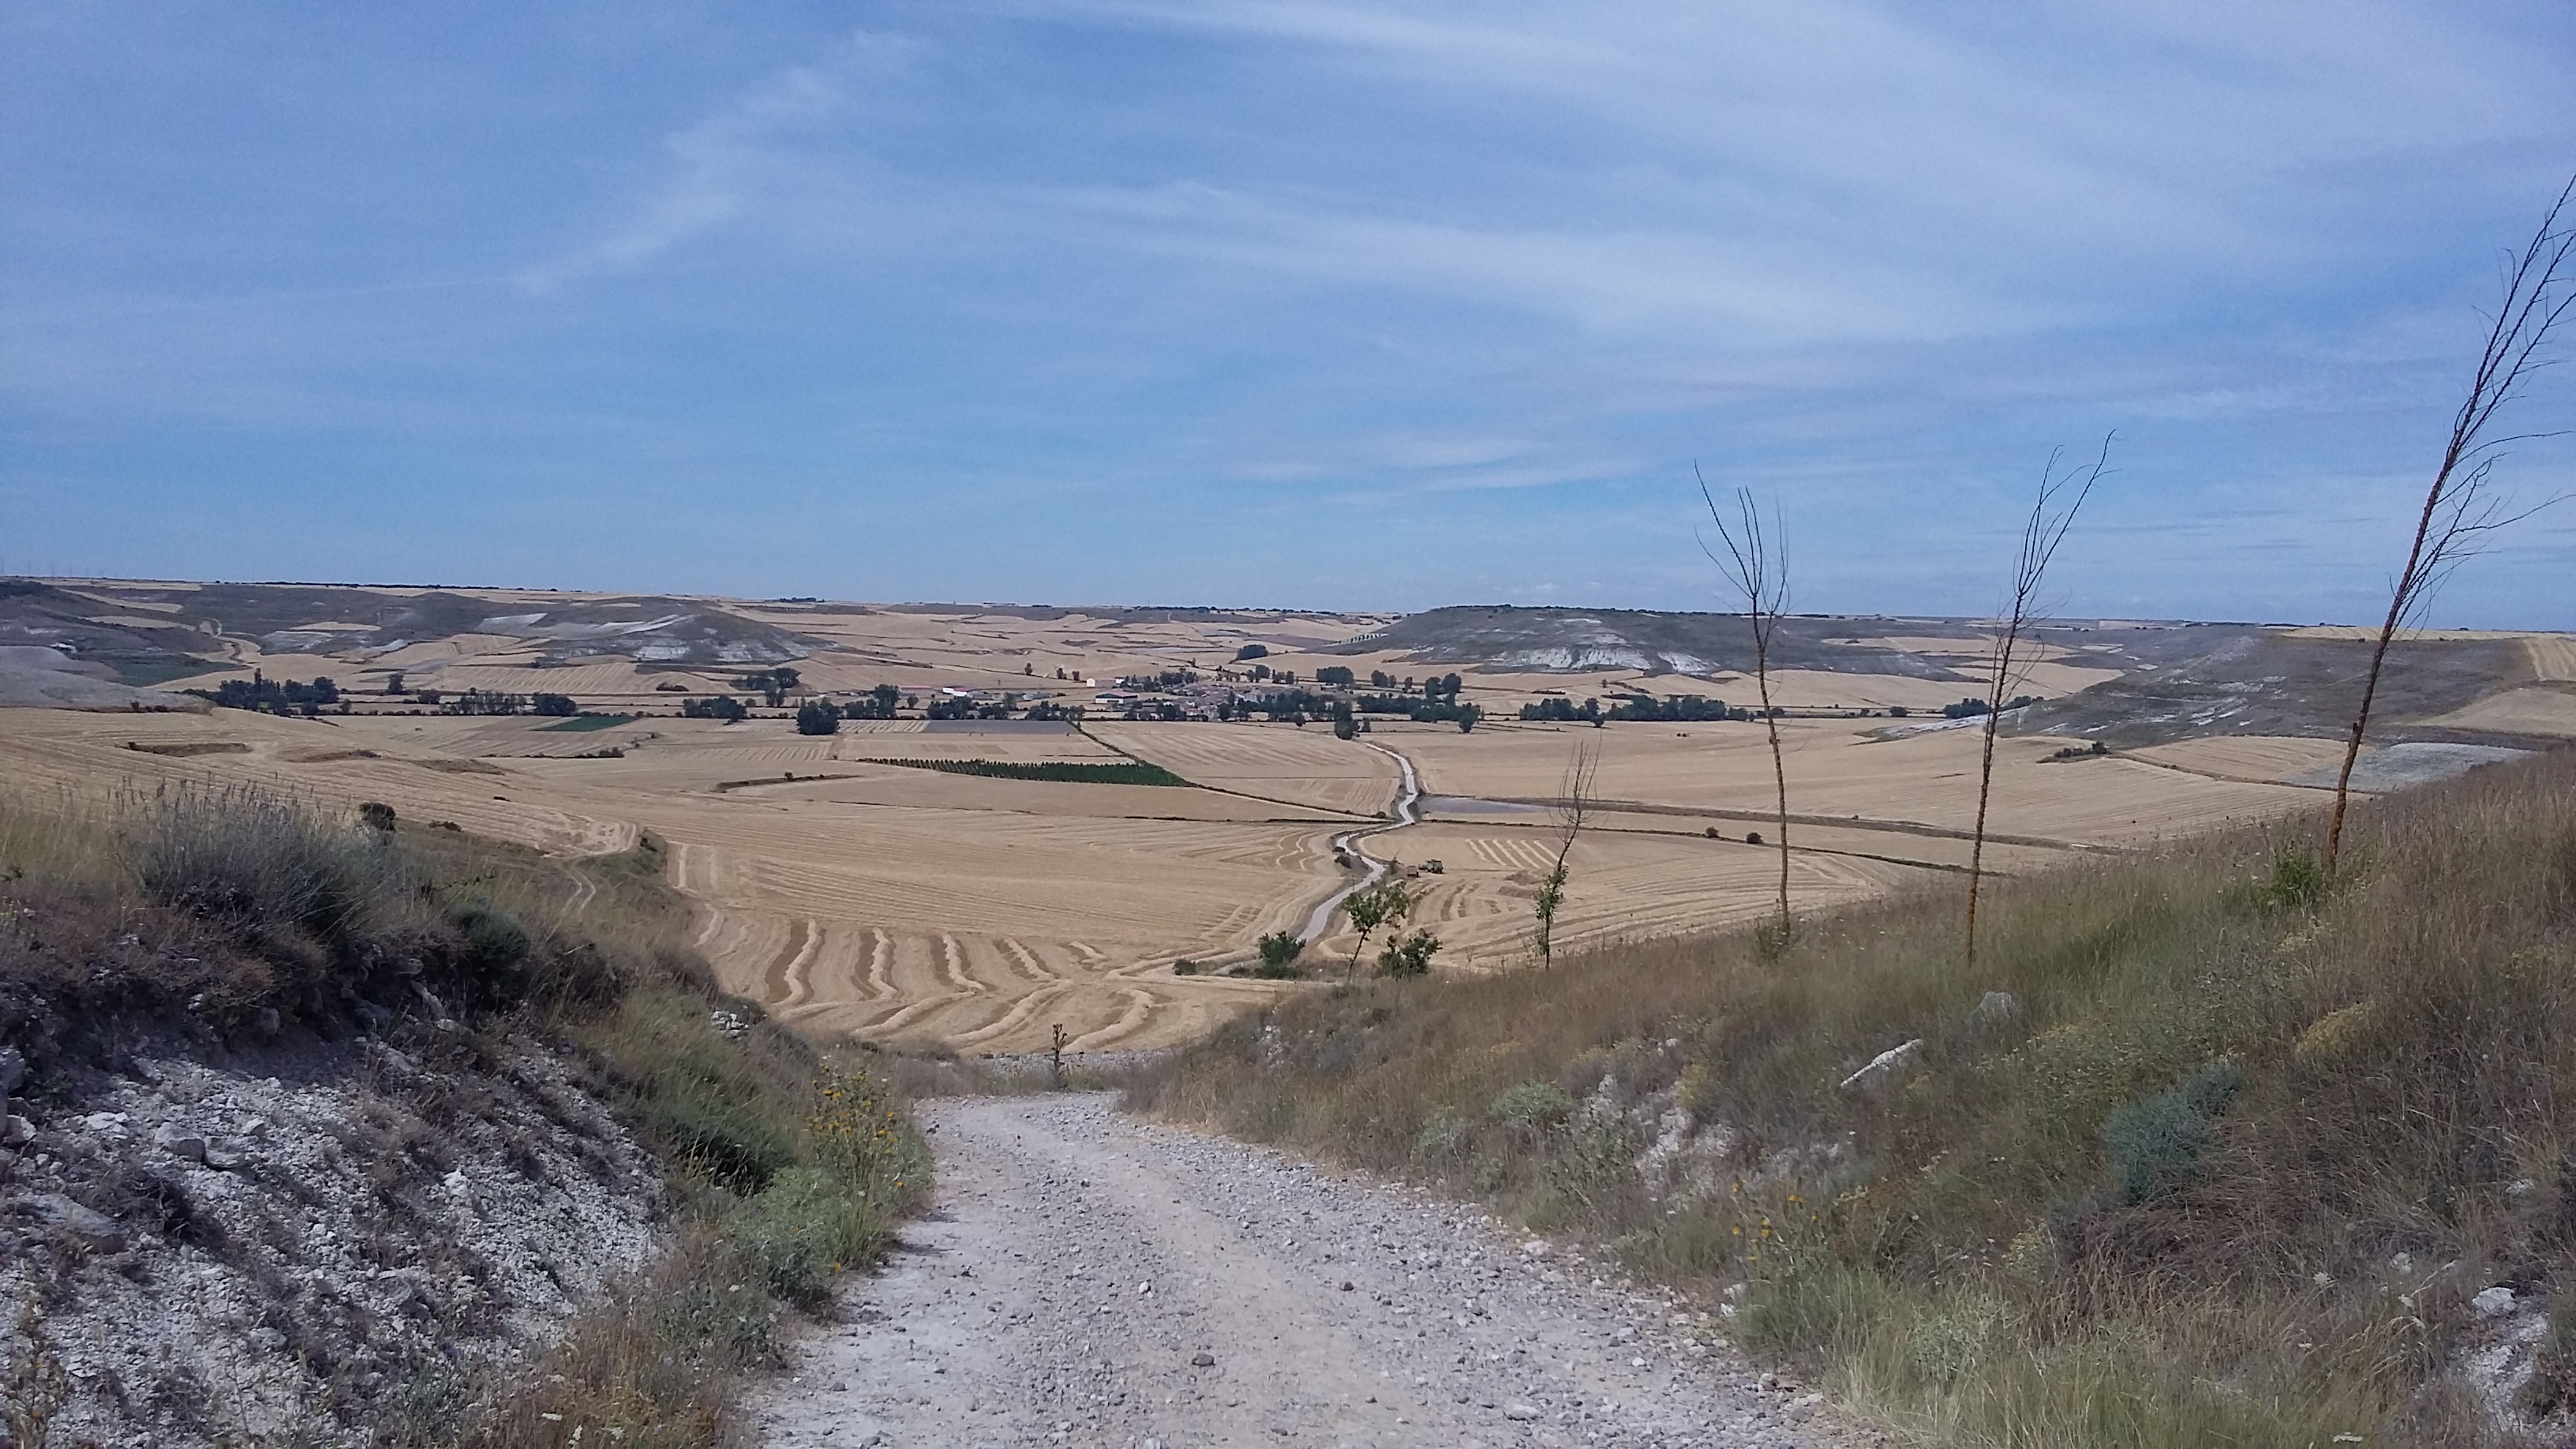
1129, 747, 2576, 1447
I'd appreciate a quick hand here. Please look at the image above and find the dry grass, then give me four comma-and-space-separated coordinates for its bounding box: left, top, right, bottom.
1129, 747, 2576, 1447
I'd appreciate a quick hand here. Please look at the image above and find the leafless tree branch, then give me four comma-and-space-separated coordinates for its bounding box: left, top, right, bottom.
1964, 433, 2111, 972
1698, 466, 1794, 945
2325, 175, 2576, 873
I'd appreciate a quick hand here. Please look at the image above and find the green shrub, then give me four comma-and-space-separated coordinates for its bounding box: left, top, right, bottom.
1906, 1294, 2009, 1386
2102, 1062, 2242, 1207
650, 1089, 796, 1195
1548, 1110, 1638, 1202
1376, 929, 1440, 977
1416, 1113, 1469, 1161
1489, 1080, 1576, 1134
727, 1166, 883, 1309
446, 900, 532, 1009
2256, 838, 2329, 910
1256, 930, 1305, 978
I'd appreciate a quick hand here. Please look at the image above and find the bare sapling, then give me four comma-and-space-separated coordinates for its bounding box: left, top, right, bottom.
1963, 436, 2110, 972
2324, 177, 2576, 875
1699, 469, 1794, 947
1531, 738, 1599, 970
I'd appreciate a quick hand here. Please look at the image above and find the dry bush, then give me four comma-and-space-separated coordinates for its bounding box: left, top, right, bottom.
127, 781, 407, 945
1130, 747, 2576, 1447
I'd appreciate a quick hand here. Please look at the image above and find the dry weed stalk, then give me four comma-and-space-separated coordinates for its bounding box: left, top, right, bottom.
1964, 436, 2109, 972
2324, 175, 2575, 874
1698, 470, 1793, 943
2, 1300, 69, 1449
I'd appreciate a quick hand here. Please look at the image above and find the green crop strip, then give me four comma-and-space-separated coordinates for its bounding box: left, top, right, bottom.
860, 758, 1193, 788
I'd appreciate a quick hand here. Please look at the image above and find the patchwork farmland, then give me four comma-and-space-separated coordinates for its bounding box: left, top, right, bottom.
1, 580, 2562, 1053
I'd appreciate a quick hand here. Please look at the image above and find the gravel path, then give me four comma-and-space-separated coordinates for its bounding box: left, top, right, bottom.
756, 1095, 1863, 1449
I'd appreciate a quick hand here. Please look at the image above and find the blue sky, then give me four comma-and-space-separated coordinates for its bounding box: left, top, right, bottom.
5, 2, 2574, 625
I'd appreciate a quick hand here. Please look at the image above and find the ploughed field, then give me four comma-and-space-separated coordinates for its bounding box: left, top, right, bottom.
0, 698, 2353, 1054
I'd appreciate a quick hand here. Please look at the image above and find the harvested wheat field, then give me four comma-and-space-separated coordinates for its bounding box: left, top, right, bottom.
1386, 717, 2325, 848
0, 709, 1364, 1052
22, 579, 2529, 1055
0, 695, 2363, 1051
2413, 686, 2576, 738
1088, 721, 1399, 816
2122, 734, 2352, 784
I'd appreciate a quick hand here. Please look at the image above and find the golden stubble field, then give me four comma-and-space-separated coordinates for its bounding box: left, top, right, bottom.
150, 596, 1401, 710
28, 582, 2500, 1052
0, 687, 2360, 1053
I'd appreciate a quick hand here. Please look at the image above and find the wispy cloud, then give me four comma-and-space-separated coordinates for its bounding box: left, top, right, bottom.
6, 2, 2574, 621
522, 31, 925, 287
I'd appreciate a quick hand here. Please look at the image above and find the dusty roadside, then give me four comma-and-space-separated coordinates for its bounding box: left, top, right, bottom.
758, 1095, 1867, 1448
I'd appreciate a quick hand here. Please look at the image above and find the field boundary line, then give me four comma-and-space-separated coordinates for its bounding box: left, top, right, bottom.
1428, 813, 1979, 876
1485, 796, 2115, 853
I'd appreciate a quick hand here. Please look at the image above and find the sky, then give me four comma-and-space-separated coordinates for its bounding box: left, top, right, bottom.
5, 2, 2574, 626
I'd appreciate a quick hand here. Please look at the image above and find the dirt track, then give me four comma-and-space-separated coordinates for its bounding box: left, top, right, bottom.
757, 1095, 1859, 1448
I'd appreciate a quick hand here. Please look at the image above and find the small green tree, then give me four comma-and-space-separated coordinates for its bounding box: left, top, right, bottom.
1255, 930, 1305, 978
796, 698, 843, 736
1343, 879, 1411, 978
1376, 928, 1440, 977
1331, 699, 1357, 740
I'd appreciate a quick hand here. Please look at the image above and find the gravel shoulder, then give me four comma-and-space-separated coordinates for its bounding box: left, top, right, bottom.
758, 1094, 1866, 1448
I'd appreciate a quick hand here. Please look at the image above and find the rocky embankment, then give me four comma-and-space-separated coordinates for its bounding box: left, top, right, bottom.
0, 1029, 661, 1447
